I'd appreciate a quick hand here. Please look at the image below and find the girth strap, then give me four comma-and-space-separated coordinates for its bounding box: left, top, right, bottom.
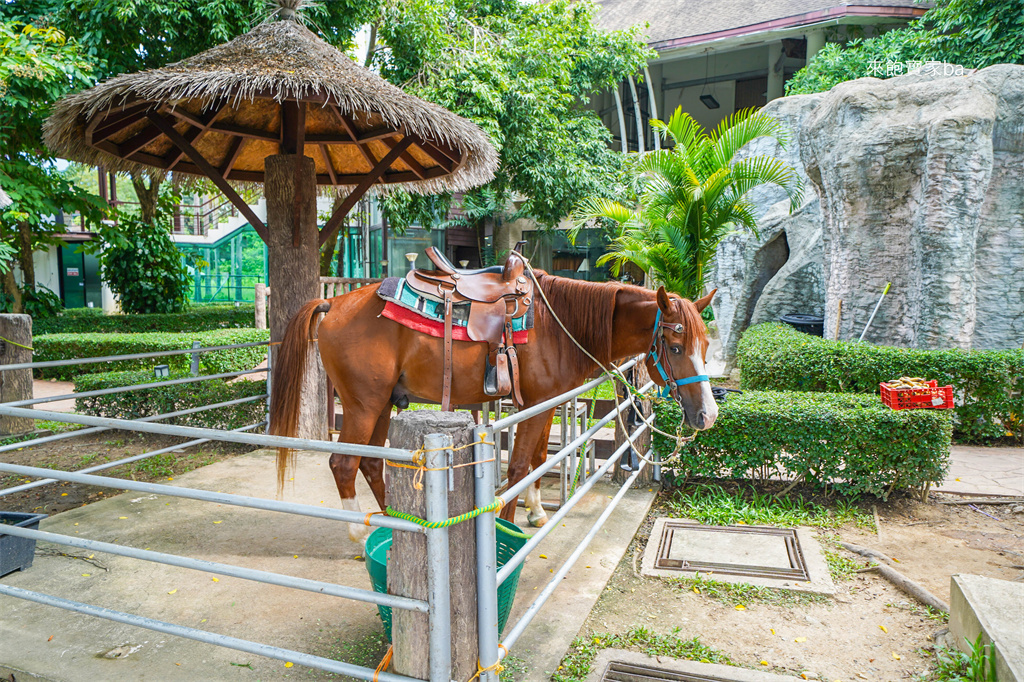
441, 287, 454, 411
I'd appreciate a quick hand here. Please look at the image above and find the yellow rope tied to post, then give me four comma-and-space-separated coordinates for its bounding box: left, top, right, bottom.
0, 335, 33, 351
468, 658, 504, 681
373, 645, 393, 681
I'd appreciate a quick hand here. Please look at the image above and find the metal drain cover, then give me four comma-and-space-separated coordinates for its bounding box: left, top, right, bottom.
601, 660, 734, 681
588, 650, 807, 682
640, 519, 836, 595
654, 522, 809, 581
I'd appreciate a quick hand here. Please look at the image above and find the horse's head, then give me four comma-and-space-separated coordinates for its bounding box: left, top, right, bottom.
645, 286, 718, 430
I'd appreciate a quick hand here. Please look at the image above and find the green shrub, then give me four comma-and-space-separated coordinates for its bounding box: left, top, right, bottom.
33, 328, 269, 380
74, 369, 266, 431
737, 323, 1023, 444
653, 391, 952, 499
33, 305, 256, 334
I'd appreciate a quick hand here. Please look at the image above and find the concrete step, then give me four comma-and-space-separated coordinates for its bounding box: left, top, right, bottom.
950, 574, 1024, 682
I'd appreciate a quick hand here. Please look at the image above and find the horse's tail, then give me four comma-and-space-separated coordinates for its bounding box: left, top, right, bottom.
270, 298, 331, 495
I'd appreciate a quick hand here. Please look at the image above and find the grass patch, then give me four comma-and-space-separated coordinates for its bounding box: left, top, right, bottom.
921, 635, 997, 681
499, 654, 527, 682
823, 546, 862, 582
553, 626, 730, 682
0, 420, 85, 447
887, 601, 950, 624
123, 451, 218, 479
664, 483, 876, 530
670, 573, 828, 608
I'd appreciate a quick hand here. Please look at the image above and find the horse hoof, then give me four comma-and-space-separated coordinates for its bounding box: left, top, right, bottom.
528, 514, 548, 528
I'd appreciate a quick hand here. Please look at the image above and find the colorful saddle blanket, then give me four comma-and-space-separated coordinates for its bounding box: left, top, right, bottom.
377, 277, 532, 344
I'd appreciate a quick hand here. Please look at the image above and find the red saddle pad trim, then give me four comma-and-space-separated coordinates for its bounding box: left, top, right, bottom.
381, 301, 530, 344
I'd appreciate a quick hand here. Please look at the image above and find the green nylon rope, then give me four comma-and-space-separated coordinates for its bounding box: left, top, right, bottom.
385, 498, 505, 529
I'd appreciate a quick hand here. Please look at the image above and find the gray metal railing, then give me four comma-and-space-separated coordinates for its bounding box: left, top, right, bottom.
0, 340, 454, 682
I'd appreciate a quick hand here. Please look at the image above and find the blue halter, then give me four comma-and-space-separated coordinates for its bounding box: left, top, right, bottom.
648, 308, 709, 398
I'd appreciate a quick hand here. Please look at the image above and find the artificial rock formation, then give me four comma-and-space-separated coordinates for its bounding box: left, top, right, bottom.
710, 93, 826, 370
712, 64, 1024, 368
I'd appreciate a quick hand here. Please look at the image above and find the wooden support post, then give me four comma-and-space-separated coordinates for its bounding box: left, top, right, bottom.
265, 154, 327, 440
387, 411, 478, 681
0, 315, 33, 436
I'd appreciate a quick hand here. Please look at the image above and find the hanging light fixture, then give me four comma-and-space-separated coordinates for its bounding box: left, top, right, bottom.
700, 49, 720, 109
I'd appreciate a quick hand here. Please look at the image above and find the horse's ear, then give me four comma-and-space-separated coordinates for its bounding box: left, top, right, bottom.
694, 288, 717, 313
656, 286, 673, 313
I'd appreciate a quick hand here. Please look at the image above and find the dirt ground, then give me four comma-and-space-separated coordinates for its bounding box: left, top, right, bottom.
0, 429, 257, 516
580, 492, 1024, 681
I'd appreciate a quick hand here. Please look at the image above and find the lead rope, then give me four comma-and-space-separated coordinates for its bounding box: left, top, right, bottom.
522, 260, 698, 461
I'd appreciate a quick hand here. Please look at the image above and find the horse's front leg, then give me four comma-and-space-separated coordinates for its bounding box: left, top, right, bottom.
499, 408, 556, 528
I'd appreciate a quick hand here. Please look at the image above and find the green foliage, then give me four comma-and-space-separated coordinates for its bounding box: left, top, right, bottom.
738, 323, 1024, 443
376, 0, 653, 230
0, 285, 63, 318
927, 635, 998, 682
786, 0, 1024, 96
653, 391, 953, 499
74, 369, 265, 430
573, 107, 802, 299
3, 0, 374, 81
33, 304, 254, 334
554, 627, 730, 682
663, 483, 874, 530
32, 328, 269, 380
96, 196, 191, 314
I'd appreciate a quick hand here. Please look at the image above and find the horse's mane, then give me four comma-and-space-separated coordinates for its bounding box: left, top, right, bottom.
534, 273, 707, 380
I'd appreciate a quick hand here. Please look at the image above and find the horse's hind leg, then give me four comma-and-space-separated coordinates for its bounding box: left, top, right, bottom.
499, 409, 556, 528
358, 407, 392, 510
330, 404, 390, 545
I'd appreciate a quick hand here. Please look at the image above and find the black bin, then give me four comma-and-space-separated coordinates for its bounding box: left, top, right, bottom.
780, 314, 824, 337
1, 511, 47, 577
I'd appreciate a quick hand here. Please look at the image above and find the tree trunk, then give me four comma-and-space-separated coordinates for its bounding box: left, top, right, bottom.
0, 314, 34, 435
319, 195, 345, 276
266, 154, 327, 441
130, 171, 165, 224
2, 267, 23, 314
15, 222, 35, 294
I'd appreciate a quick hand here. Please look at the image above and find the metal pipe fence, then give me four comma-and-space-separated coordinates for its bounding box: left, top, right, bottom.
1, 337, 661, 681
0, 339, 452, 682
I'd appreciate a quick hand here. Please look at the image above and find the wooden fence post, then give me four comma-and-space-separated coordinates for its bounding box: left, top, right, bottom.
387, 411, 478, 681
0, 314, 33, 436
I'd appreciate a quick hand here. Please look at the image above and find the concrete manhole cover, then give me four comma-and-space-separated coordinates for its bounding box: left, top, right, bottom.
640, 518, 835, 595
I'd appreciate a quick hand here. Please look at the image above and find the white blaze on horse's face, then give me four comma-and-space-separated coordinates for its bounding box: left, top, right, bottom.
656, 287, 718, 431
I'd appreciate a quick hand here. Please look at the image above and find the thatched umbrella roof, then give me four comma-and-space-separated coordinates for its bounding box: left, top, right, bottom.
44, 19, 497, 197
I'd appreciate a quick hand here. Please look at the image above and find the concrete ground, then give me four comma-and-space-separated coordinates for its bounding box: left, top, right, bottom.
0, 448, 653, 681
936, 445, 1024, 497
32, 379, 76, 413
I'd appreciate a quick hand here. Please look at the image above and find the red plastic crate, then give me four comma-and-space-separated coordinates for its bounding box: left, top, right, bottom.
879, 380, 954, 410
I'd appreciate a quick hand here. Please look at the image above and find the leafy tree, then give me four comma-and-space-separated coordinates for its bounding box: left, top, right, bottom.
786, 0, 1024, 95
96, 192, 191, 313
572, 107, 803, 300
0, 22, 105, 312
373, 0, 653, 233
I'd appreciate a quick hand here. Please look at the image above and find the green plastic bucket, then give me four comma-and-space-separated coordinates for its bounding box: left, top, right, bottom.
364, 518, 527, 640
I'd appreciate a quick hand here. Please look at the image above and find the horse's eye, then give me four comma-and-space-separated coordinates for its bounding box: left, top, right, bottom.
669, 345, 682, 355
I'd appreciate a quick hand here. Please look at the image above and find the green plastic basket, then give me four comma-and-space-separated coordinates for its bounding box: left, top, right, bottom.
365, 518, 527, 641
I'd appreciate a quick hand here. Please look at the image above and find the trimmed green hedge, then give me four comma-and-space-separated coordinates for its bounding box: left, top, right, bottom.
34, 305, 256, 335
738, 323, 1024, 444
653, 391, 952, 499
74, 370, 266, 431
33, 328, 269, 380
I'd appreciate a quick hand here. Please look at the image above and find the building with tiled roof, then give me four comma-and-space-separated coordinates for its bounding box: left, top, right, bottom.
593, 0, 927, 148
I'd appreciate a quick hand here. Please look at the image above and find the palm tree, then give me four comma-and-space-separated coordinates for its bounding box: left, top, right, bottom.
573, 106, 803, 300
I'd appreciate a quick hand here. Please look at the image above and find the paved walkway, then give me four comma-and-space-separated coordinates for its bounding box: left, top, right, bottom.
32, 379, 76, 413
936, 445, 1024, 497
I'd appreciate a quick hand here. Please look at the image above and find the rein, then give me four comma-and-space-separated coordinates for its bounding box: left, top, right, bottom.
647, 307, 710, 399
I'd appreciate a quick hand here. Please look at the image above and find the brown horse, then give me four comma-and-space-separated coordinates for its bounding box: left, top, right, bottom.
270, 273, 717, 543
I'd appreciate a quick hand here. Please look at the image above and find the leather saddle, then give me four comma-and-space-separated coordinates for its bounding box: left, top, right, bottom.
406, 246, 534, 410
